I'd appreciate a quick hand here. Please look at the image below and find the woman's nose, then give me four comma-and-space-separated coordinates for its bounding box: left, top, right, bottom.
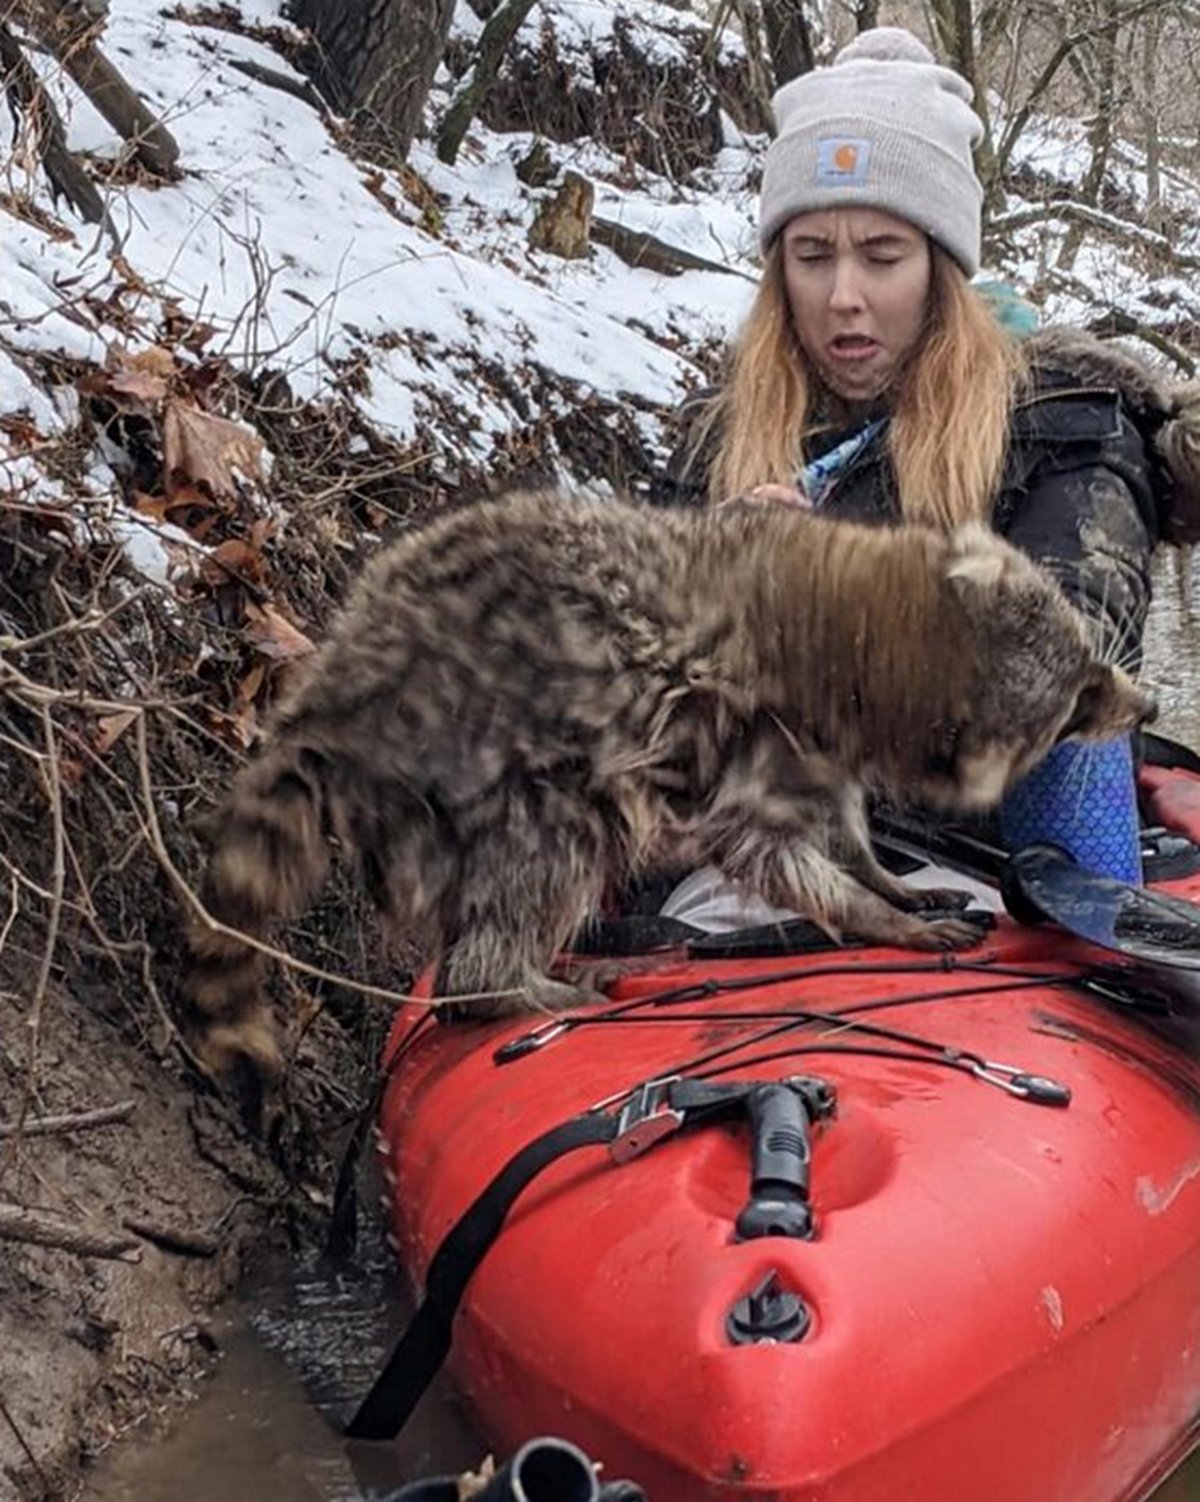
828, 258, 866, 311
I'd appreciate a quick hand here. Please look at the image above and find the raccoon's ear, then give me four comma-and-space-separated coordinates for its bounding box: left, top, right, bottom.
946, 550, 1005, 590
946, 528, 1006, 597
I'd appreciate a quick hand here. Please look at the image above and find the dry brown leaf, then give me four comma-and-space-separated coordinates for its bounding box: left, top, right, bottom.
242, 601, 315, 661
200, 538, 267, 588
133, 486, 216, 535
132, 490, 173, 523
163, 400, 264, 500
104, 346, 177, 406
0, 413, 43, 450
204, 703, 258, 751
94, 709, 138, 756
107, 368, 170, 405
234, 660, 267, 709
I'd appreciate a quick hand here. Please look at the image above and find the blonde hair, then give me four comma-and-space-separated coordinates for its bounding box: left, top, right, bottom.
694, 240, 1027, 527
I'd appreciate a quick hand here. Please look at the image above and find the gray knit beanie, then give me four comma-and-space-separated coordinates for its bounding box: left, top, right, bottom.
758, 27, 984, 275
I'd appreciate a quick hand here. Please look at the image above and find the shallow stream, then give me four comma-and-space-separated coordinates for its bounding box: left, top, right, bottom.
84, 558, 1200, 1502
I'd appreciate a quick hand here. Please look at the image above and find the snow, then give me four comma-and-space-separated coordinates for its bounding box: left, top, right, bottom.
3, 0, 754, 461
2, 0, 1200, 582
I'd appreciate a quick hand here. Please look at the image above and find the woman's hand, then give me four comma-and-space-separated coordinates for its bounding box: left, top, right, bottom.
722, 484, 812, 509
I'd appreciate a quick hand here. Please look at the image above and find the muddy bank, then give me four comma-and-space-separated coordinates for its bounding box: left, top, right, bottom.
0, 965, 341, 1501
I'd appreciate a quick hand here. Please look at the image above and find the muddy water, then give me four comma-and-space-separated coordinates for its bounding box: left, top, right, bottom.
84, 1240, 486, 1501
84, 561, 1200, 1502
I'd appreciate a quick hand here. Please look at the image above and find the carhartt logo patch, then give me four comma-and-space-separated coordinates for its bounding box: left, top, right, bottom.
816, 137, 872, 185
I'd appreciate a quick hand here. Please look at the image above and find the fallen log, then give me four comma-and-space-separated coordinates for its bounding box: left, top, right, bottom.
0, 1203, 141, 1260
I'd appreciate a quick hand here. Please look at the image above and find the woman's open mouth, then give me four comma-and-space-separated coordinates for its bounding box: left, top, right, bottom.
828, 333, 881, 362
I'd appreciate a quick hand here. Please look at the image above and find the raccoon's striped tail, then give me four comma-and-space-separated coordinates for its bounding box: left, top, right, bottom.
182, 746, 328, 1091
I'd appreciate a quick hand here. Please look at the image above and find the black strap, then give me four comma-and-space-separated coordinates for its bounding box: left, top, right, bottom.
345, 1111, 617, 1440
1142, 729, 1200, 777
345, 1078, 822, 1442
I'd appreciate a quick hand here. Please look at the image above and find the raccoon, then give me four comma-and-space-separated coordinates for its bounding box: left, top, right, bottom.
182, 489, 1154, 1090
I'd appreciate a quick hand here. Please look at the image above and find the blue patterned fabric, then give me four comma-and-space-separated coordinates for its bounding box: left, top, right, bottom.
998, 737, 1142, 883
801, 418, 886, 506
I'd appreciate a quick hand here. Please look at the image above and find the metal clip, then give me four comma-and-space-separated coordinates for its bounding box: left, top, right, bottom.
972, 1059, 1072, 1107
610, 1076, 684, 1164
492, 1020, 571, 1064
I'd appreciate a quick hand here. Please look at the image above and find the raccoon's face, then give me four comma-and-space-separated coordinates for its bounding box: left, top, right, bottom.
917, 525, 1156, 814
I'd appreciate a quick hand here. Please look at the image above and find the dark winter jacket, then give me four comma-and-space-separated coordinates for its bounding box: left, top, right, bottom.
652, 330, 1200, 666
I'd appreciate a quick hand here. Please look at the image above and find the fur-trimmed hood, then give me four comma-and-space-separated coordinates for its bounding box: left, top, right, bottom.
1024, 328, 1200, 546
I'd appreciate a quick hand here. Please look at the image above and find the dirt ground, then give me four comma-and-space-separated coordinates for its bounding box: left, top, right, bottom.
0, 963, 355, 1502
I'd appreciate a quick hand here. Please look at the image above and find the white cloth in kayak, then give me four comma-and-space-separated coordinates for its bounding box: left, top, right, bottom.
659, 855, 1005, 935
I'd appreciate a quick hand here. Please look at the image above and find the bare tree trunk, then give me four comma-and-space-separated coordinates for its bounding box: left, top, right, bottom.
761, 0, 817, 87
436, 0, 537, 165
1058, 0, 1121, 269
290, 0, 454, 160
853, 0, 879, 30
1141, 7, 1165, 232
929, 0, 1004, 220
13, 0, 179, 175
0, 20, 111, 228
731, 0, 776, 128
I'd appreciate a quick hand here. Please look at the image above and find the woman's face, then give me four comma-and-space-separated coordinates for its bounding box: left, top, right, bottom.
781, 207, 933, 410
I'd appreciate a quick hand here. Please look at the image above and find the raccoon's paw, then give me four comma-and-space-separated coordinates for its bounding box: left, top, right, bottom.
844, 896, 988, 954
904, 915, 988, 951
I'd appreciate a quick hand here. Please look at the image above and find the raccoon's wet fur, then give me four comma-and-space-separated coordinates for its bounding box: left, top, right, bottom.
182, 489, 1154, 1089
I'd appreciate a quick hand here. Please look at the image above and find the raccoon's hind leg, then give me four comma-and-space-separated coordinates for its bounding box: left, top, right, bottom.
183, 746, 329, 1096
435, 787, 610, 1021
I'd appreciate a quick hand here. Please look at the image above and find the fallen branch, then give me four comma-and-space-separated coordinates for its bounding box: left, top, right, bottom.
0, 1202, 141, 1260
225, 56, 326, 111
122, 1216, 218, 1257
990, 199, 1200, 273
591, 215, 756, 281
0, 1099, 135, 1139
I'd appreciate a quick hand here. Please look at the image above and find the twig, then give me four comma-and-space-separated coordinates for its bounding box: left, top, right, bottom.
0, 1390, 49, 1494
0, 1201, 141, 1259
0, 657, 168, 716
0, 589, 149, 653
11, 704, 66, 1146
0, 873, 19, 956
0, 1099, 135, 1139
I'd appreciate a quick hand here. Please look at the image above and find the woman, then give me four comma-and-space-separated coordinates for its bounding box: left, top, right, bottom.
654, 27, 1200, 908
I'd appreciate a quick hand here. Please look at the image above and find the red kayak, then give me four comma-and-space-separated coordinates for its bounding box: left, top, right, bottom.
377, 765, 1200, 1501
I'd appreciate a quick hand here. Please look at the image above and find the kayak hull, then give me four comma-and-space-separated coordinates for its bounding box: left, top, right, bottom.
379, 797, 1200, 1500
